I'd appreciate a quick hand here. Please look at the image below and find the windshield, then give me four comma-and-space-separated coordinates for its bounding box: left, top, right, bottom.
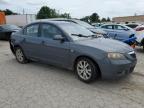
2, 25, 20, 30
58, 23, 94, 41
74, 20, 94, 29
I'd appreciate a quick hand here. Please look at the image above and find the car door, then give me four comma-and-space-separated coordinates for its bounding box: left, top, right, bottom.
21, 23, 44, 59
101, 25, 116, 38
39, 23, 71, 67
114, 25, 128, 41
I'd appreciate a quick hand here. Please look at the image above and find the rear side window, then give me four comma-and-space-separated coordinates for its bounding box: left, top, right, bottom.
24, 24, 39, 37
102, 25, 113, 29
114, 25, 125, 30
40, 24, 62, 39
127, 24, 138, 28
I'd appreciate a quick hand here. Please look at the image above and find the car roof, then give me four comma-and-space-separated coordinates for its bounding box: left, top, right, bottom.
126, 23, 139, 25
102, 24, 125, 26
33, 20, 74, 25
36, 18, 82, 24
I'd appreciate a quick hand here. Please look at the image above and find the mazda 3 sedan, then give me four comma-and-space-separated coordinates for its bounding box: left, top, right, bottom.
10, 21, 137, 83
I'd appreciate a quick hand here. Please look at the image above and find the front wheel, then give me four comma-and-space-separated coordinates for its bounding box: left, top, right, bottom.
75, 57, 100, 83
15, 47, 28, 64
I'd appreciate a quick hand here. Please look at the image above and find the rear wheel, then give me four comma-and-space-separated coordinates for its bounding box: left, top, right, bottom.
15, 47, 28, 64
75, 57, 99, 83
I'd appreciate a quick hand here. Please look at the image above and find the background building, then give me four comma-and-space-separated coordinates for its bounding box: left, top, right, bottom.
6, 14, 36, 27
112, 15, 144, 24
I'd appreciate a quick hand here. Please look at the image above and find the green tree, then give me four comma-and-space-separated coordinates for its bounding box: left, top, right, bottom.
37, 6, 55, 19
0, 9, 17, 15
4, 9, 13, 15
37, 6, 71, 19
80, 16, 90, 23
89, 13, 100, 23
60, 13, 71, 19
101, 18, 107, 22
107, 17, 111, 22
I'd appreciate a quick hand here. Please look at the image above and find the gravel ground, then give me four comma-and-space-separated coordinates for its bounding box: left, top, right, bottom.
0, 41, 144, 108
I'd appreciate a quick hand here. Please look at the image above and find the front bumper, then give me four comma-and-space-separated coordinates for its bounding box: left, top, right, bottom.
99, 57, 137, 80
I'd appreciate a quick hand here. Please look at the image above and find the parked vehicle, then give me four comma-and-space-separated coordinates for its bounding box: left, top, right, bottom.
100, 24, 137, 46
126, 23, 140, 29
10, 21, 137, 83
135, 25, 144, 50
44, 18, 108, 38
0, 24, 20, 40
92, 23, 104, 28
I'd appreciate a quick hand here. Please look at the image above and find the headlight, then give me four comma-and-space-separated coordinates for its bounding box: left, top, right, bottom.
108, 53, 126, 59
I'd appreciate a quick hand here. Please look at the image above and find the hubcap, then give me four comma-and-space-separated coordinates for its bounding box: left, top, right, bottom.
77, 60, 92, 80
16, 49, 24, 62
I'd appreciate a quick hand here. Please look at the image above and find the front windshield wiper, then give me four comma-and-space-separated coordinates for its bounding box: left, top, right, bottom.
71, 34, 91, 38
71, 34, 101, 39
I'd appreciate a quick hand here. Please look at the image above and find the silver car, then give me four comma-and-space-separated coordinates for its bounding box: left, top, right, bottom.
10, 21, 137, 83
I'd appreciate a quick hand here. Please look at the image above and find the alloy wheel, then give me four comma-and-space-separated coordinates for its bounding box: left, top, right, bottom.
15, 48, 24, 62
77, 60, 92, 80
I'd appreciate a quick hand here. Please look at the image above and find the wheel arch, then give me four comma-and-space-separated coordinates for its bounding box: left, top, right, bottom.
10, 44, 22, 55
73, 55, 101, 77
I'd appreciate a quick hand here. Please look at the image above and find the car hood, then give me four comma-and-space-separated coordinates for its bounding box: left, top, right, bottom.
76, 38, 133, 53
3, 28, 20, 32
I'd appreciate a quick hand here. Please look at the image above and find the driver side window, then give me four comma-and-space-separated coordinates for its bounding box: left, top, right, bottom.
24, 24, 39, 37
41, 24, 62, 39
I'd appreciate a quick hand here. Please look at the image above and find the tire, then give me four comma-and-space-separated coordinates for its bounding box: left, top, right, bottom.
75, 57, 100, 83
15, 47, 28, 64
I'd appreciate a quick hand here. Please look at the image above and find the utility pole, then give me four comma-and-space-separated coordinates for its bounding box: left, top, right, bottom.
23, 9, 25, 15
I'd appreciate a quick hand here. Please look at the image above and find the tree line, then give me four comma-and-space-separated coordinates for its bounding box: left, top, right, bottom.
81, 13, 111, 23
0, 6, 111, 23
36, 6, 71, 19
0, 9, 18, 15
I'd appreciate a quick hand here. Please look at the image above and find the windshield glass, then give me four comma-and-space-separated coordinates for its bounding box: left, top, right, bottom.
58, 23, 94, 41
2, 25, 20, 30
74, 20, 94, 29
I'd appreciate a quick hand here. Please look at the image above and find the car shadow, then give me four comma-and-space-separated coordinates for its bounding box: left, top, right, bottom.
8, 57, 138, 92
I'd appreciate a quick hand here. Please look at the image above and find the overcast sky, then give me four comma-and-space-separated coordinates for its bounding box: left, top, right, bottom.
0, 0, 144, 19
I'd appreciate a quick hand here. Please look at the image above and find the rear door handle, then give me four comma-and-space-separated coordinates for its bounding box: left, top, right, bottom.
41, 41, 48, 46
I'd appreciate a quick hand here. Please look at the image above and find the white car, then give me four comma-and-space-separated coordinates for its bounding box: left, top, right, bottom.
135, 25, 144, 50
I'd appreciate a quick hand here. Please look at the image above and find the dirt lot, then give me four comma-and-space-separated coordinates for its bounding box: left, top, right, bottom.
0, 41, 144, 108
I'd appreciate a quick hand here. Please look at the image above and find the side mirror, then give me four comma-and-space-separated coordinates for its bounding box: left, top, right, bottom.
53, 35, 65, 41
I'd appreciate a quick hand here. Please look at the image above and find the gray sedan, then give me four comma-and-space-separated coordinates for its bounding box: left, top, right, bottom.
10, 21, 137, 83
